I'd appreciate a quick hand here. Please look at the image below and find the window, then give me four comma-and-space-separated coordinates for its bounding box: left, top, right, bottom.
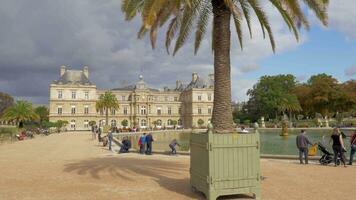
178, 107, 182, 114
122, 96, 126, 101
168, 107, 172, 115
140, 106, 146, 115
71, 106, 76, 114
141, 119, 147, 127
123, 106, 128, 115
156, 119, 162, 126
84, 91, 89, 100
208, 94, 212, 101
198, 107, 202, 114
111, 108, 116, 115
165, 96, 168, 101
100, 109, 104, 115
84, 120, 89, 128
167, 119, 172, 126
148, 105, 151, 114
208, 106, 212, 114
157, 107, 161, 115
71, 91, 76, 99
84, 106, 89, 114
111, 120, 117, 127
178, 119, 182, 126
58, 90, 63, 99
174, 96, 178, 101
70, 120, 76, 129
57, 106, 62, 115
198, 95, 202, 101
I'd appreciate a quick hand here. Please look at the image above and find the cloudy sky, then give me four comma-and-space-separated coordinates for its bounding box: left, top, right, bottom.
0, 0, 355, 104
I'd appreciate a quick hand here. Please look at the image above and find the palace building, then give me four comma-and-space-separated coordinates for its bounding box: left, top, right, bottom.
49, 66, 214, 130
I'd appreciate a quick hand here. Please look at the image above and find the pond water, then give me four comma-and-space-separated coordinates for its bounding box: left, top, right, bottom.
116, 128, 355, 156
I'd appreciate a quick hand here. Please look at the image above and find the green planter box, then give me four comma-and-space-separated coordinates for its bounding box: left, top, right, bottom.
190, 131, 261, 200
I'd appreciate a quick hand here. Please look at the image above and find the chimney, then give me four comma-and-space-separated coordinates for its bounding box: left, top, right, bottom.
192, 73, 198, 82
176, 80, 182, 89
83, 66, 89, 78
60, 65, 66, 76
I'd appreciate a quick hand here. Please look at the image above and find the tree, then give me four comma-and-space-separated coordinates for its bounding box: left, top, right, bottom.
0, 92, 14, 117
55, 120, 68, 132
198, 119, 204, 128
121, 0, 328, 133
247, 74, 299, 119
89, 120, 96, 127
35, 106, 49, 126
1, 100, 39, 128
306, 74, 344, 117
121, 119, 128, 127
95, 92, 119, 126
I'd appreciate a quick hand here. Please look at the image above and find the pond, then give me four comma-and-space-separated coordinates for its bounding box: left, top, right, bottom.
115, 128, 355, 156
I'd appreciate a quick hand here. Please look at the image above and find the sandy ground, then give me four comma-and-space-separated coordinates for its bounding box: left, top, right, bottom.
0, 132, 355, 200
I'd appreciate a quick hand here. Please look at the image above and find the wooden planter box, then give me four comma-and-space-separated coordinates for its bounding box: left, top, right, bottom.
190, 131, 261, 200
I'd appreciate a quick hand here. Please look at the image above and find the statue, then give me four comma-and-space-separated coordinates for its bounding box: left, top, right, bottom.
261, 117, 265, 128
280, 114, 289, 136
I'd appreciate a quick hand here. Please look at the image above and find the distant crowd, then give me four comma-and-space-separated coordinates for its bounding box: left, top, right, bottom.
91, 125, 180, 155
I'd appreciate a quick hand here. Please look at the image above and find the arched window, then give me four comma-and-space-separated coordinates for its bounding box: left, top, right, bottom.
111, 120, 117, 127
156, 119, 162, 126
167, 119, 172, 126
178, 119, 182, 126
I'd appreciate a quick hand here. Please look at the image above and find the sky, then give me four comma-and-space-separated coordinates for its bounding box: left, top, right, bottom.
0, 0, 355, 105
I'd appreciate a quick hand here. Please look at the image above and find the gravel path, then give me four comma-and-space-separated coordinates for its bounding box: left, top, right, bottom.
0, 132, 355, 200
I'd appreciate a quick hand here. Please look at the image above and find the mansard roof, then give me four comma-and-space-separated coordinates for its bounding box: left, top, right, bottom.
53, 70, 92, 85
185, 76, 213, 90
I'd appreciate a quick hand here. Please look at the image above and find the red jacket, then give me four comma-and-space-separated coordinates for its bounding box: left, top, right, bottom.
350, 133, 356, 145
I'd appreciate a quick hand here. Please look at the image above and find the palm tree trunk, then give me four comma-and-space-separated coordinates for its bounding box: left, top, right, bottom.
211, 0, 234, 133
105, 108, 109, 126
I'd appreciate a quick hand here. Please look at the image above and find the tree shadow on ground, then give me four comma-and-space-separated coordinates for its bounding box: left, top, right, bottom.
63, 156, 204, 199
63, 156, 257, 199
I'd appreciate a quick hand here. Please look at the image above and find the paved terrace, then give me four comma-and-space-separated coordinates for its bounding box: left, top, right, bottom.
0, 132, 355, 200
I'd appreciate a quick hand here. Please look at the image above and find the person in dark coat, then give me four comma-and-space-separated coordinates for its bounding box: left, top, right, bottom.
169, 139, 180, 155
296, 130, 313, 164
145, 133, 154, 155
119, 136, 131, 153
330, 128, 347, 167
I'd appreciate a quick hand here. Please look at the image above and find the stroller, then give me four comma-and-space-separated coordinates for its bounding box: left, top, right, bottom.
318, 142, 333, 165
318, 142, 341, 165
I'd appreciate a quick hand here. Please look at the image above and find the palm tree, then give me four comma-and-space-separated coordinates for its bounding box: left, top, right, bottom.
122, 0, 328, 133
1, 100, 39, 128
96, 92, 119, 126
278, 94, 302, 120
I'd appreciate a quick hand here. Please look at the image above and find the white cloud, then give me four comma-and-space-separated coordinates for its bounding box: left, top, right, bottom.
328, 0, 356, 40
0, 0, 314, 103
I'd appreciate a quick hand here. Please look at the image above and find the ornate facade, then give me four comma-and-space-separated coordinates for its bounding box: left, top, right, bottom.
49, 66, 214, 130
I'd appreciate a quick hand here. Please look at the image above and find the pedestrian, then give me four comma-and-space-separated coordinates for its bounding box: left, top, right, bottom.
98, 126, 102, 143
91, 125, 95, 140
145, 133, 154, 155
107, 130, 113, 151
296, 129, 313, 164
169, 139, 180, 155
348, 130, 356, 165
330, 128, 347, 167
139, 133, 146, 154
119, 136, 131, 153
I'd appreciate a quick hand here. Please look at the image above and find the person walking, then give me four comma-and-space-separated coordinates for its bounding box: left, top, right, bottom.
330, 128, 347, 167
296, 130, 313, 164
169, 139, 180, 155
107, 130, 113, 151
139, 133, 146, 154
145, 133, 154, 155
348, 130, 356, 165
